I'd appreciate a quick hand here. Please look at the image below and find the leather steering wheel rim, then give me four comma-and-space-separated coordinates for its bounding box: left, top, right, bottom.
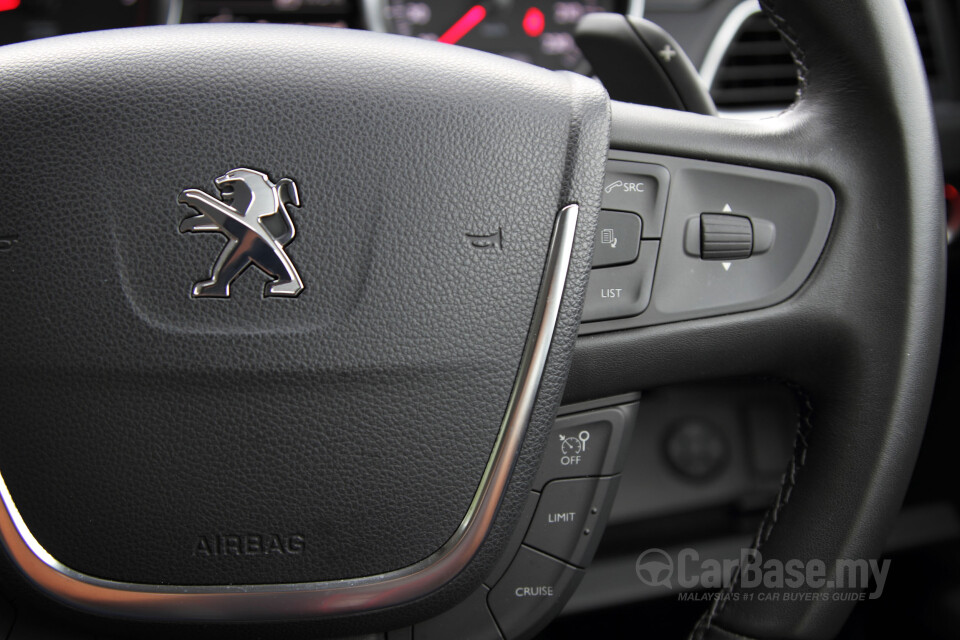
568, 1, 946, 638
0, 1, 946, 639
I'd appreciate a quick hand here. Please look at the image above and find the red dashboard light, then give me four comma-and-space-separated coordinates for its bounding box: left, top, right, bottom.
523, 7, 546, 38
0, 0, 20, 12
438, 6, 487, 45
947, 183, 960, 240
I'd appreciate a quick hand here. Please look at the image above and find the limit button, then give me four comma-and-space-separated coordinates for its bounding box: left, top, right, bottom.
524, 477, 620, 567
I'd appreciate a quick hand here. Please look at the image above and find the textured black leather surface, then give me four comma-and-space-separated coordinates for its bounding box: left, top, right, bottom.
567, 1, 945, 639
0, 21, 609, 601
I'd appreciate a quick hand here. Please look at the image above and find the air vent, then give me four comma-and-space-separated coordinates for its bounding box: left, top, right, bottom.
905, 0, 939, 82
709, 13, 798, 110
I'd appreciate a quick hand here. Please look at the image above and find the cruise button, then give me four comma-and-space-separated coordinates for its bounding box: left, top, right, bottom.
488, 546, 582, 640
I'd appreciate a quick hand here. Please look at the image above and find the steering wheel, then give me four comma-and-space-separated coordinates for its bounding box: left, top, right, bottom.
0, 1, 944, 639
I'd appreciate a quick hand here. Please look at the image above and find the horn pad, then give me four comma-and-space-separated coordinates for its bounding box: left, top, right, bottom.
0, 24, 609, 590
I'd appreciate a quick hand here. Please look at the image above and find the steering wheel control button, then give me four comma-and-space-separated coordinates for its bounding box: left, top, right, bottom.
683, 213, 776, 259
698, 213, 753, 260
593, 210, 642, 267
601, 161, 671, 237
415, 585, 502, 640
524, 477, 620, 567
488, 546, 583, 640
540, 425, 611, 485
581, 240, 660, 322
533, 402, 639, 490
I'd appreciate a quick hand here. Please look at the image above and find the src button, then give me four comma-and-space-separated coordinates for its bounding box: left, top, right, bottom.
601, 161, 670, 237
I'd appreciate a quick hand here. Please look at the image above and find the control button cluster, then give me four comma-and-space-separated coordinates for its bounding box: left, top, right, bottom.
581, 151, 835, 332
476, 402, 637, 639
583, 161, 668, 323
409, 402, 637, 640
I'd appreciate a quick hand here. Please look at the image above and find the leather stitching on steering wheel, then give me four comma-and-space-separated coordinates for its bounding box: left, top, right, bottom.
689, 382, 815, 640
759, 0, 808, 100
687, 3, 816, 636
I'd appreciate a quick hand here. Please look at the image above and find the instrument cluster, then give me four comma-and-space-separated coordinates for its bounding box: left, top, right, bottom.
0, 0, 638, 73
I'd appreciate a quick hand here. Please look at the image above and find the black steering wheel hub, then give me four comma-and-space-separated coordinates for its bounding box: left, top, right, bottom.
0, 22, 609, 623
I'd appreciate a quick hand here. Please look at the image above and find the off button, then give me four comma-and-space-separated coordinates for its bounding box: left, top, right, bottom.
488, 546, 582, 639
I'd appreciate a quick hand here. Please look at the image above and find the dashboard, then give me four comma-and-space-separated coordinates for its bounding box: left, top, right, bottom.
0, 1, 641, 73
3, 1, 956, 143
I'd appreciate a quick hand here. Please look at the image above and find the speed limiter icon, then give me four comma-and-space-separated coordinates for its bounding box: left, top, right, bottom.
559, 430, 591, 466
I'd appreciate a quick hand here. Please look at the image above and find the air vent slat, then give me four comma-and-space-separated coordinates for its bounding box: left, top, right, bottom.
723, 54, 794, 67
717, 64, 799, 82
725, 40, 795, 57
711, 86, 798, 108
709, 13, 799, 110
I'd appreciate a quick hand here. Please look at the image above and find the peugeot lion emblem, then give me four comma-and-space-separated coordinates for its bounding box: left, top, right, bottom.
178, 168, 304, 298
